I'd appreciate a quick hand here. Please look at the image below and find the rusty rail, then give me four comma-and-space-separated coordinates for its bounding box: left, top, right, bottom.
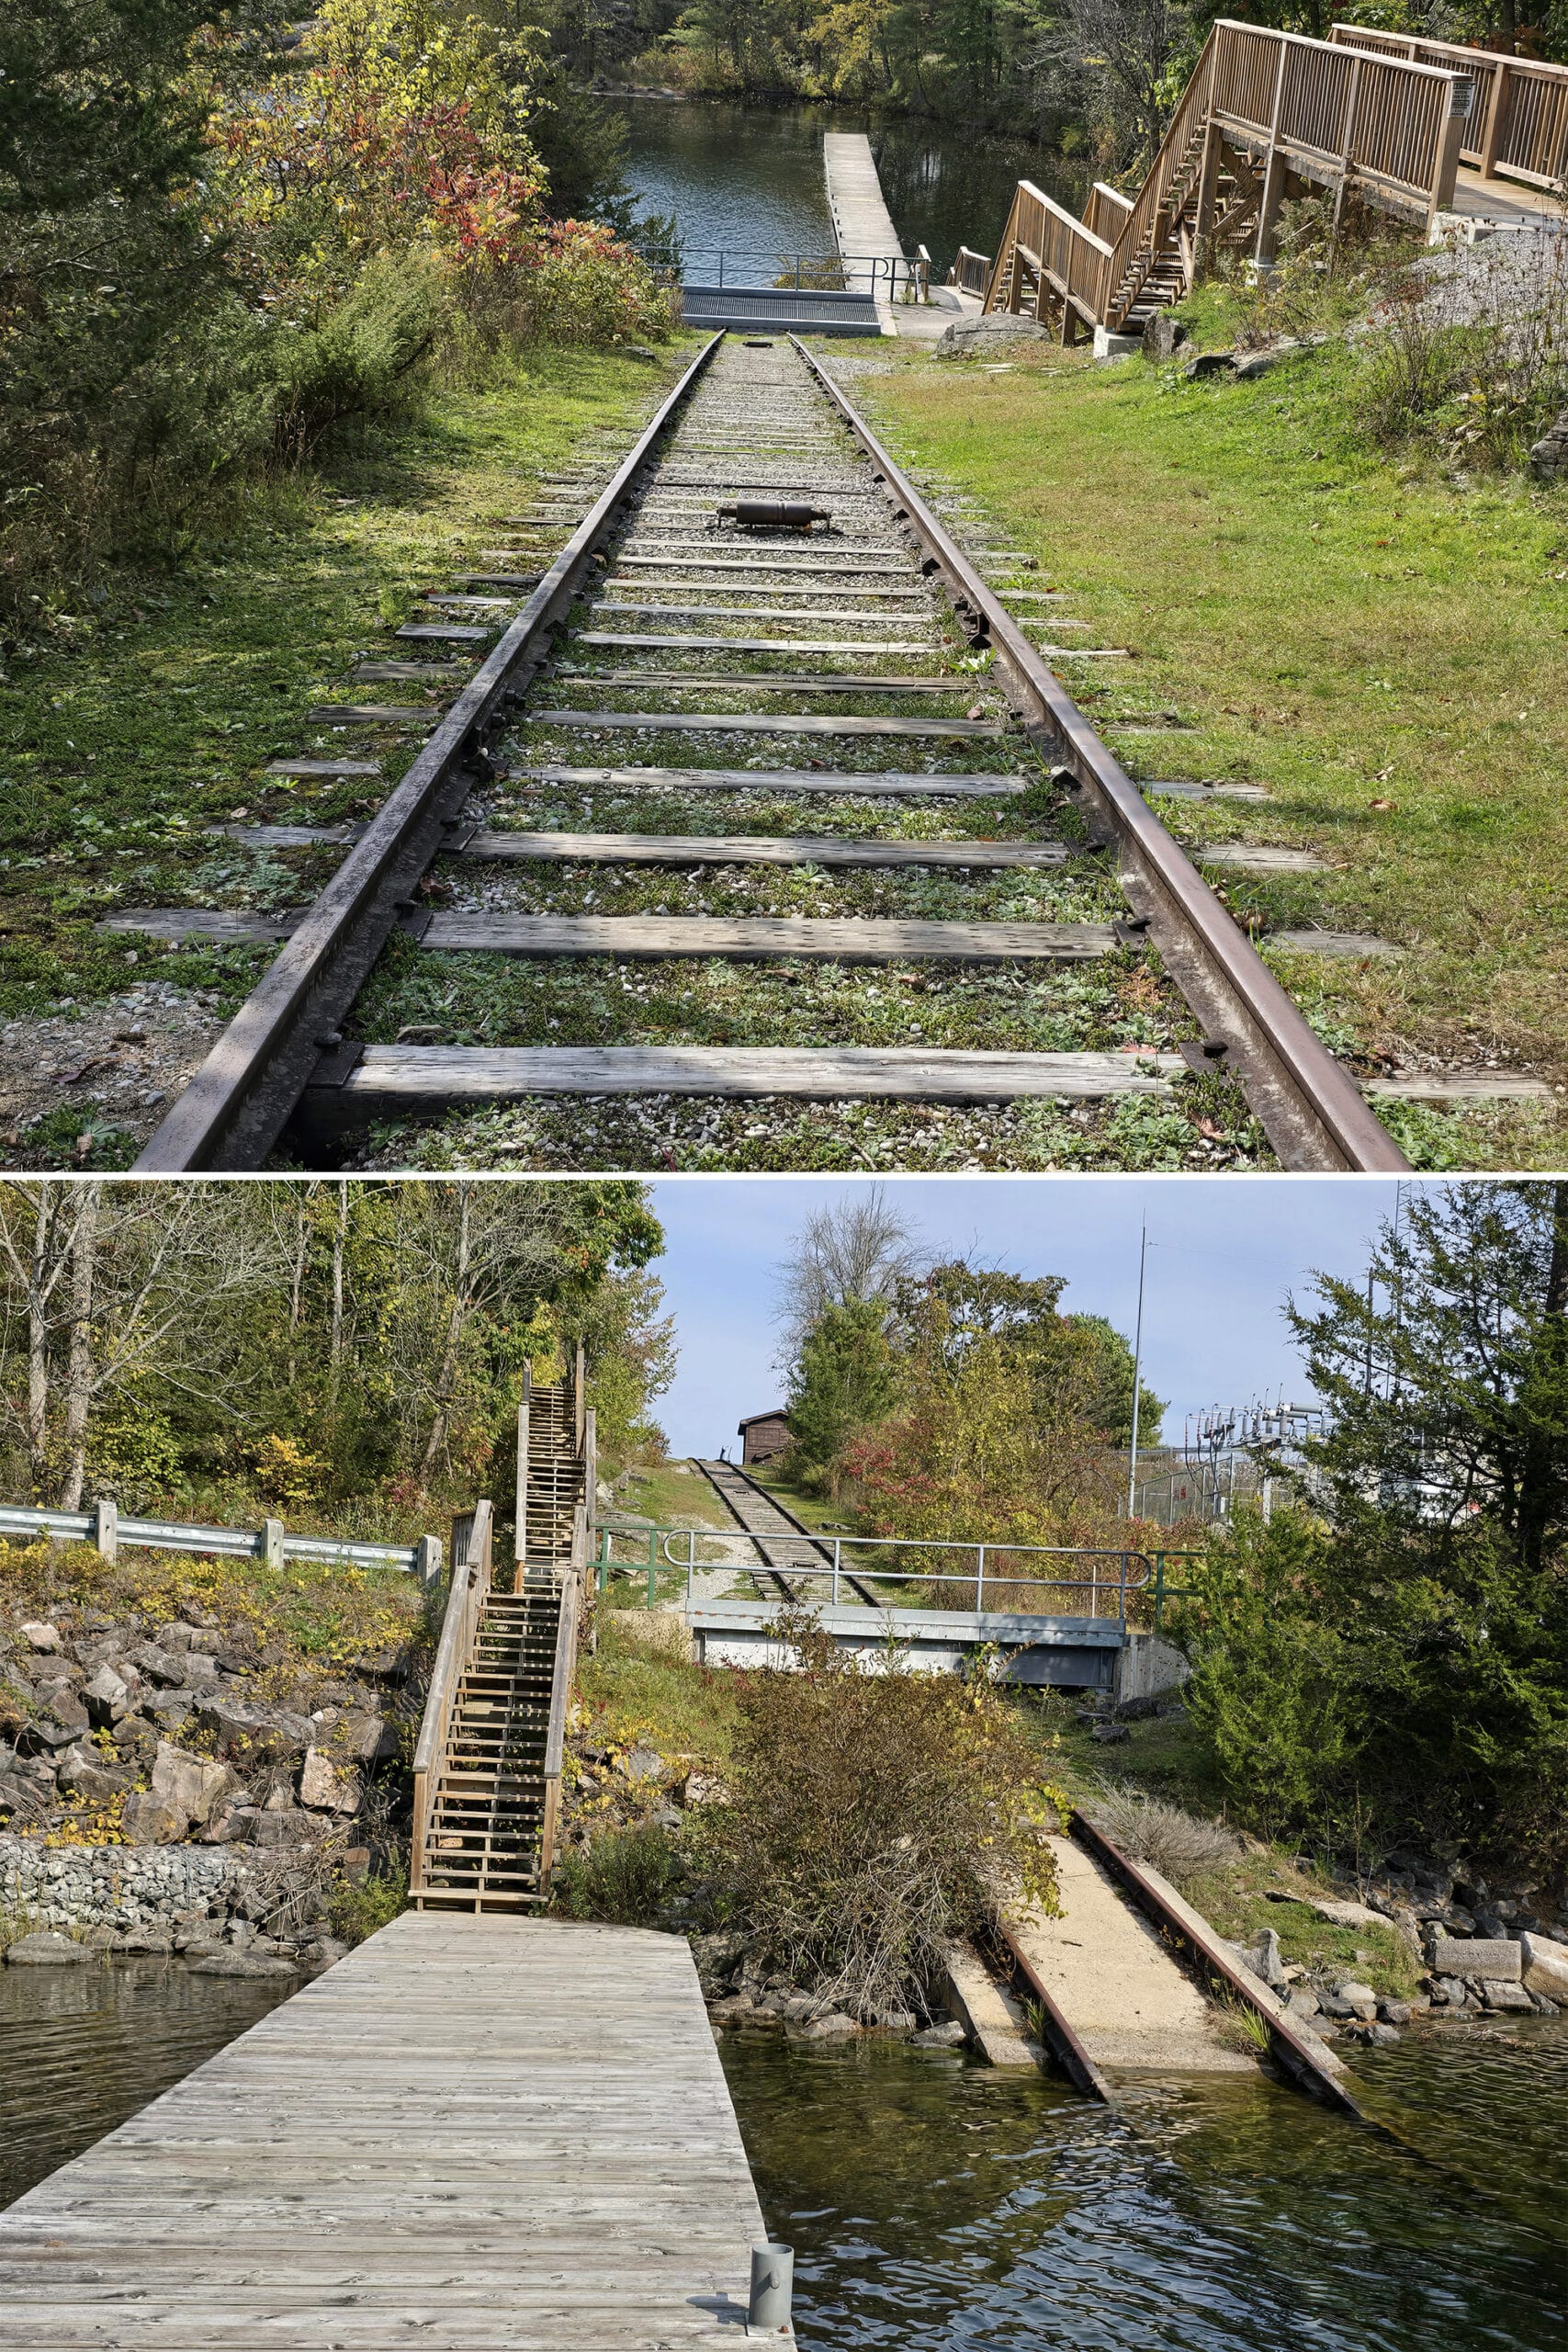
131, 334, 727, 1172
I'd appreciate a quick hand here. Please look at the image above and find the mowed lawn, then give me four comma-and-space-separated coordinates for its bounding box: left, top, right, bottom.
850, 337, 1568, 1170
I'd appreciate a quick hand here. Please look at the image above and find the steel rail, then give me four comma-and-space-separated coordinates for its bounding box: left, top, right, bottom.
697, 1457, 886, 1606
131, 333, 727, 1172
789, 335, 1409, 1172
1070, 1808, 1372, 2120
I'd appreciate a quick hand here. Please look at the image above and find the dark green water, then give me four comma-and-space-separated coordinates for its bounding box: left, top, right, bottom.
615, 98, 1087, 277
0, 1956, 295, 2209
719, 2021, 1568, 2351
3, 1964, 1561, 2352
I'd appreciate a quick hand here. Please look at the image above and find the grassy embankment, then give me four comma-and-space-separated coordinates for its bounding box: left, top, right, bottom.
848, 327, 1568, 1171
0, 344, 696, 1168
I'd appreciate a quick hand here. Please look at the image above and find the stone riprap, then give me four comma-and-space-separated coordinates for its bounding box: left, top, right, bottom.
0, 1836, 245, 1934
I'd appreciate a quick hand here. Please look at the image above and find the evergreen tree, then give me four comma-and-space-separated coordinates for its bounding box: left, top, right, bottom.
785, 1298, 901, 1491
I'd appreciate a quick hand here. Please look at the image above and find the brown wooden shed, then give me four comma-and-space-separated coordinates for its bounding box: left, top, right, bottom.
737, 1409, 791, 1465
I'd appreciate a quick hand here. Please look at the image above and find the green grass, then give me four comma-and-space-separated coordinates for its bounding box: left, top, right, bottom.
0, 341, 699, 1161
577, 1605, 737, 1763
852, 334, 1568, 1170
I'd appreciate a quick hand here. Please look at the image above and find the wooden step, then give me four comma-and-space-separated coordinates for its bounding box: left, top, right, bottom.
506, 764, 1029, 799
528, 708, 1004, 741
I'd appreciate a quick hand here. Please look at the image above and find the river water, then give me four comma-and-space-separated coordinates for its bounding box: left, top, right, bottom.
1, 1959, 1561, 2349
614, 97, 1088, 277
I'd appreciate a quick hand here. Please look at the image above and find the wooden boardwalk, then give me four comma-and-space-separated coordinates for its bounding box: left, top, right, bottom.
0, 1913, 771, 2349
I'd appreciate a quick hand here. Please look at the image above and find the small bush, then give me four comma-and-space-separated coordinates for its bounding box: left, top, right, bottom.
1083, 1786, 1241, 1891
267, 259, 444, 461
694, 1609, 1067, 2019
552, 1822, 681, 1926
328, 1867, 408, 1947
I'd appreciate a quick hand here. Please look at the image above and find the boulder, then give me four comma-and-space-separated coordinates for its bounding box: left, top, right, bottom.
194, 1695, 313, 1763
787, 2012, 858, 2040
129, 1644, 188, 1688
1517, 1931, 1568, 2000
911, 2018, 968, 2048
935, 313, 1057, 359
149, 1740, 233, 1828
188, 1952, 296, 1978
120, 1791, 186, 1845
1185, 348, 1237, 379
299, 1938, 350, 1975
0, 1765, 56, 1826
152, 1622, 201, 1652
6, 1932, 92, 1966
1361, 2021, 1401, 2047
619, 1743, 668, 1785
229, 1804, 319, 1848
178, 1653, 219, 1687
1480, 1980, 1534, 2012
17, 1623, 62, 1653
1334, 1979, 1378, 2018
331, 1710, 396, 1767
83, 1663, 141, 1727
1142, 313, 1189, 361
299, 1747, 360, 1815
1242, 1928, 1287, 1990
56, 1742, 135, 1802
32, 1691, 90, 1747
1232, 336, 1310, 379
1432, 1935, 1520, 1982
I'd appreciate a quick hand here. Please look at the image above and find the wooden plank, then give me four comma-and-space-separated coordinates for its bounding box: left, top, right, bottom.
396, 622, 491, 643
617, 555, 913, 575
1268, 929, 1399, 957
508, 764, 1029, 798
458, 830, 1067, 870
98, 908, 306, 942
557, 671, 962, 694
265, 757, 380, 778
575, 632, 934, 655
306, 705, 438, 725
604, 576, 928, 601
591, 603, 934, 626
1362, 1070, 1552, 1101
0, 1914, 765, 2352
355, 662, 468, 682
1199, 842, 1329, 872
420, 913, 1116, 961
208, 823, 355, 846
316, 1045, 1183, 1103
529, 708, 1007, 741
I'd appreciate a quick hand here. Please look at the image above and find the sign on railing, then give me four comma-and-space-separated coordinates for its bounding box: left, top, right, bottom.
0, 1499, 442, 1583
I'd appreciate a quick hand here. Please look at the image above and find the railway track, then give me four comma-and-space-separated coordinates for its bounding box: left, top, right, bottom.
694, 1457, 882, 1606
126, 330, 1434, 1172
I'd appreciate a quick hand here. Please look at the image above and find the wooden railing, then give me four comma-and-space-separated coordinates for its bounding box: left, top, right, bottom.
410, 1497, 492, 1896
1331, 22, 1568, 189
984, 18, 1472, 334
538, 1505, 588, 1881
950, 245, 992, 296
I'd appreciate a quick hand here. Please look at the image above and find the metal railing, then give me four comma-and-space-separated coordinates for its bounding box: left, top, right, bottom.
1331, 21, 1568, 190
596, 1517, 1205, 1631
596, 1517, 1152, 1617
0, 1498, 441, 1581
676, 247, 931, 298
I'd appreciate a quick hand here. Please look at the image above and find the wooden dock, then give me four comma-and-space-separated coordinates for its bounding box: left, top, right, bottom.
0, 1913, 772, 2349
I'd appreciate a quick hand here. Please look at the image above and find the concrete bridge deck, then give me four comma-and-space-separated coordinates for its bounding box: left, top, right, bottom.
0, 1913, 770, 2350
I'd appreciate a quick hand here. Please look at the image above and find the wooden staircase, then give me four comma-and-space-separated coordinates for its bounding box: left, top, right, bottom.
410, 1356, 593, 1915
983, 18, 1472, 342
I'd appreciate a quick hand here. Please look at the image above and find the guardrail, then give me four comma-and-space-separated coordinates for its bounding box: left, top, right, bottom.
0, 1498, 442, 1581
596, 1517, 1203, 1629
1330, 21, 1568, 190
672, 247, 931, 298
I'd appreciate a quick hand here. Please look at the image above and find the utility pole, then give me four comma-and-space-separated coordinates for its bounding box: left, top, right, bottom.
1127, 1221, 1148, 1521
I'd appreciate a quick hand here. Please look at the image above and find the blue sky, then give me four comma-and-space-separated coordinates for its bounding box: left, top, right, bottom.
646, 1177, 1423, 1456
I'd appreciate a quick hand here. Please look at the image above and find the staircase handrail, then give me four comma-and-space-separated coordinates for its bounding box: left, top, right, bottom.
410, 1498, 492, 1893
1102, 26, 1222, 329
1329, 20, 1568, 187
538, 1510, 588, 1880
